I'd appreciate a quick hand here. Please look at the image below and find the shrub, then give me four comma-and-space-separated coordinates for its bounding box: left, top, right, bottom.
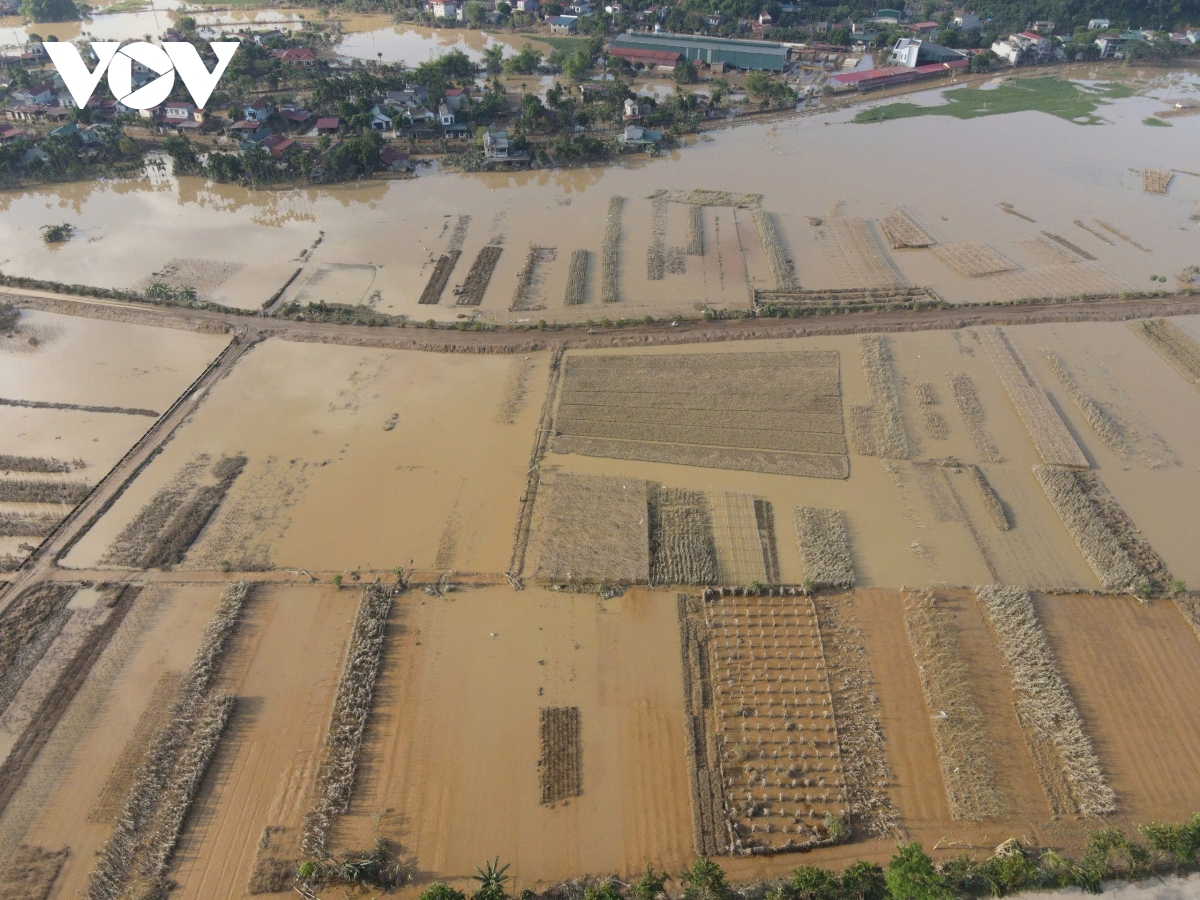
837, 860, 887, 900
885, 843, 952, 900
421, 883, 468, 900
788, 865, 839, 900
632, 866, 668, 900
681, 857, 731, 900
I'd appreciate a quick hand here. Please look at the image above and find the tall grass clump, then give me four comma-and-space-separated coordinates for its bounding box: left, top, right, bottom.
858, 335, 909, 459
84, 582, 250, 900
1041, 351, 1130, 458
753, 210, 797, 291
792, 507, 854, 589
601, 196, 624, 303
976, 585, 1116, 815
301, 582, 395, 858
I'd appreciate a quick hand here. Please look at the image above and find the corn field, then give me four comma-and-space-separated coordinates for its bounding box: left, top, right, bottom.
648, 485, 719, 586
0, 454, 75, 474
0, 512, 61, 538
975, 585, 1116, 816
84, 581, 250, 900
538, 707, 582, 804
601, 196, 624, 303
857, 335, 909, 460
902, 590, 1002, 820
1041, 352, 1129, 458
300, 582, 395, 859
648, 188, 762, 208
879, 208, 935, 249
754, 210, 798, 291
563, 249, 588, 305
455, 245, 503, 306
969, 466, 1009, 531
1142, 169, 1173, 194
982, 328, 1088, 469
1034, 466, 1172, 593
1129, 318, 1200, 387
0, 479, 90, 504
913, 382, 947, 440
685, 204, 704, 256
792, 508, 854, 589
648, 197, 668, 281
949, 373, 1003, 463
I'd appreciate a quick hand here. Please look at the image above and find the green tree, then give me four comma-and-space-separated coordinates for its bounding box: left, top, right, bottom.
885, 843, 952, 900
482, 44, 505, 74
464, 1, 484, 25
503, 42, 542, 75
838, 860, 888, 900
788, 865, 839, 900
582, 883, 622, 900
681, 858, 731, 900
19, 0, 79, 22
673, 58, 698, 84
632, 866, 668, 900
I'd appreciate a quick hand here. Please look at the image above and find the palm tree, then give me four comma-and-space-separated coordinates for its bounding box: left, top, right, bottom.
472, 858, 510, 900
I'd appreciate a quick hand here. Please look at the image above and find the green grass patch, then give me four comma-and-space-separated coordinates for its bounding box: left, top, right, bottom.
526, 34, 588, 53
1142, 116, 1172, 126
94, 0, 149, 12
855, 77, 1134, 126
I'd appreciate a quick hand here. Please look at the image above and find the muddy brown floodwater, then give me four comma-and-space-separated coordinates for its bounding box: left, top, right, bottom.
2, 73, 1196, 326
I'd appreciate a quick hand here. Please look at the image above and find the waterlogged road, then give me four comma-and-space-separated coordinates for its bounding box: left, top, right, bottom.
9, 287, 1200, 352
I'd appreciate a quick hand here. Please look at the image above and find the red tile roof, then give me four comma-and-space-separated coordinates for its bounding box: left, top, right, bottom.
316, 116, 340, 129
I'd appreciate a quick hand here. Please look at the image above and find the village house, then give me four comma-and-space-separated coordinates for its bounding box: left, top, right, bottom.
428, 0, 458, 18
515, 0, 539, 11
483, 129, 511, 159
954, 13, 982, 29
270, 47, 318, 67
438, 103, 455, 126
369, 105, 394, 131
262, 133, 296, 157
316, 116, 340, 134
443, 87, 467, 111
619, 123, 661, 150
245, 98, 275, 122
547, 15, 579, 34
11, 83, 56, 106
378, 146, 412, 172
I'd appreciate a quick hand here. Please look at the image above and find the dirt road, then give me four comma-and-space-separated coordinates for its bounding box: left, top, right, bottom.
10, 289, 1200, 355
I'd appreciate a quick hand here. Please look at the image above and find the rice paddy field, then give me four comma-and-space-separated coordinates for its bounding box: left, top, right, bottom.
3, 70, 1200, 900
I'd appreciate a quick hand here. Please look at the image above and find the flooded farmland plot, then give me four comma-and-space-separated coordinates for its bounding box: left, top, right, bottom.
2, 74, 1198, 322
61, 339, 550, 574
4, 67, 1200, 900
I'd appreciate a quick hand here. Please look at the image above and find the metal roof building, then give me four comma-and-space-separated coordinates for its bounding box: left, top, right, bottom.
610, 32, 788, 71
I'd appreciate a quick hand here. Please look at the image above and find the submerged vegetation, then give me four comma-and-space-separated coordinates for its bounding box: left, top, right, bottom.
856, 77, 1135, 125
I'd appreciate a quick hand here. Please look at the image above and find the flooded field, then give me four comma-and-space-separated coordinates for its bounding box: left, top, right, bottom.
62, 339, 549, 573
2, 74, 1197, 320
0, 310, 228, 568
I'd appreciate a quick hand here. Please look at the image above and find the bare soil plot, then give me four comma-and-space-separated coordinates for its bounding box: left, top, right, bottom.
64, 342, 549, 573
1035, 593, 1200, 822
818, 219, 907, 289
988, 263, 1132, 300
1142, 169, 1173, 194
167, 584, 359, 900
293, 263, 378, 307
700, 590, 850, 854
330, 585, 695, 886
133, 258, 244, 303
879, 208, 936, 249
933, 242, 1019, 278
551, 350, 848, 479
527, 471, 650, 583
709, 491, 767, 586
